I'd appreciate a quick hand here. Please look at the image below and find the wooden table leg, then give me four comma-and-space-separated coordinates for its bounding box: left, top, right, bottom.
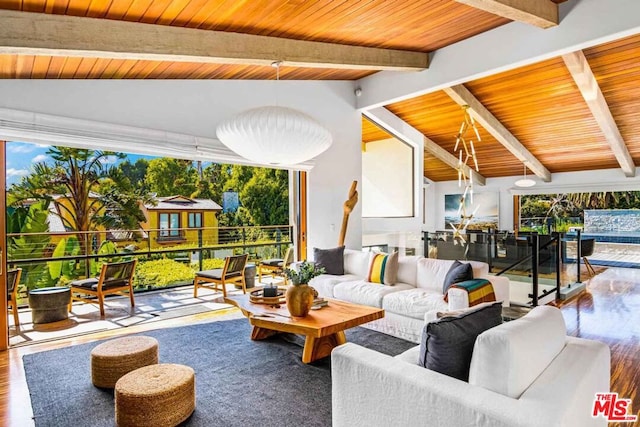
251, 326, 279, 340
302, 331, 347, 364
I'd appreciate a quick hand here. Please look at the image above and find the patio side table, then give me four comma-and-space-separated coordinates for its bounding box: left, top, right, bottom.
28, 287, 71, 324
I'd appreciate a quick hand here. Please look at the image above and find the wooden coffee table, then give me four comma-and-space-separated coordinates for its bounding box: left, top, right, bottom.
224, 295, 384, 364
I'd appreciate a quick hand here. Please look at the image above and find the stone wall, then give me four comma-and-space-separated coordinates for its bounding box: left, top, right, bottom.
584, 210, 640, 233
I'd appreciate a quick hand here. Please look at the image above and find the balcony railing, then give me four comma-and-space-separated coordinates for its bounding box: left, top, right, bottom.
8, 225, 293, 304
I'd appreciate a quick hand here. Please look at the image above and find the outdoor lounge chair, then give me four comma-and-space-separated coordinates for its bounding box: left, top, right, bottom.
69, 259, 137, 317
194, 254, 249, 298
258, 247, 293, 286
7, 268, 22, 328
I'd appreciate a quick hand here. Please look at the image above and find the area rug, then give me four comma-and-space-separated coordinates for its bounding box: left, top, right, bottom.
23, 318, 416, 427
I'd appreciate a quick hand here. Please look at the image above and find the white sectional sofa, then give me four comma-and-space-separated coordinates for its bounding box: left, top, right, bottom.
310, 249, 510, 343
332, 306, 611, 427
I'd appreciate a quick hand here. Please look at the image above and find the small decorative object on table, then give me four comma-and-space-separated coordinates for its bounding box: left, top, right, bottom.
284, 262, 325, 317
249, 289, 285, 307
263, 284, 279, 298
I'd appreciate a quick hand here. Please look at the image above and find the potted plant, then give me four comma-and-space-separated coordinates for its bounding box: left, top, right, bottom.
284, 262, 325, 317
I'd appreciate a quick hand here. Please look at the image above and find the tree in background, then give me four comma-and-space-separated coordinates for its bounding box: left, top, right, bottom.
8, 147, 149, 249
118, 158, 150, 192
145, 158, 198, 197
239, 168, 289, 225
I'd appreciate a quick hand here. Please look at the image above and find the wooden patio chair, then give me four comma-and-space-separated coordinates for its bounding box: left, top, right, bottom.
7, 268, 22, 328
194, 254, 249, 298
258, 246, 294, 286
69, 259, 138, 317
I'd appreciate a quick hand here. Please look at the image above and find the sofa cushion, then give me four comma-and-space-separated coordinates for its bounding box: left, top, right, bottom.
313, 246, 345, 275
343, 249, 371, 277
442, 261, 473, 294
396, 255, 420, 287
333, 280, 413, 308
418, 301, 502, 381
469, 305, 567, 399
416, 258, 454, 293
466, 261, 489, 277
382, 289, 449, 320
367, 252, 399, 285
309, 274, 360, 298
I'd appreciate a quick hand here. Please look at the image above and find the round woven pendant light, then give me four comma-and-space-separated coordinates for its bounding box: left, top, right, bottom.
216, 105, 333, 165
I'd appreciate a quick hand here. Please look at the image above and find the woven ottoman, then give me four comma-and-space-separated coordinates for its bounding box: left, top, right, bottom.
115, 363, 196, 427
91, 336, 159, 388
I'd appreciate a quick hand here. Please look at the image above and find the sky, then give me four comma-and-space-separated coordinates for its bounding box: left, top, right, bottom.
5, 141, 159, 186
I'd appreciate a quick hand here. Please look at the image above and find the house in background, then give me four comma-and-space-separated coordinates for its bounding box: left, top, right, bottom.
142, 195, 222, 248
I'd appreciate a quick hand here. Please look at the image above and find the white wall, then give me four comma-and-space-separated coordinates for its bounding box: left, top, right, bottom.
0, 80, 362, 254
362, 138, 413, 217
426, 167, 640, 233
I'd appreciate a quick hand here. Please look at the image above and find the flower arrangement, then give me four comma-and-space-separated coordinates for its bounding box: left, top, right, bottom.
285, 261, 325, 286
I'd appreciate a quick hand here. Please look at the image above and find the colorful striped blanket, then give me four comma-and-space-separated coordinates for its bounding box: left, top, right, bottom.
448, 278, 496, 307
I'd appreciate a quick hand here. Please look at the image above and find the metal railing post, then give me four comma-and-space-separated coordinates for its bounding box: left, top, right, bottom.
276, 228, 282, 258
554, 232, 561, 300
576, 228, 582, 283
242, 227, 247, 255
531, 233, 539, 307
84, 232, 90, 278
198, 228, 203, 271
422, 232, 429, 258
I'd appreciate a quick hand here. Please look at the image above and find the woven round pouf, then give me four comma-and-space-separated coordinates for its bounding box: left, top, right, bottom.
115, 363, 196, 427
90, 336, 159, 388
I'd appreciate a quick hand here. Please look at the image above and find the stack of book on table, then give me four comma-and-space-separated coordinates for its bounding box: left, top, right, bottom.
312, 297, 329, 309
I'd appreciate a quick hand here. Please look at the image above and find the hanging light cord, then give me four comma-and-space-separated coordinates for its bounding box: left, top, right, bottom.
272, 61, 282, 106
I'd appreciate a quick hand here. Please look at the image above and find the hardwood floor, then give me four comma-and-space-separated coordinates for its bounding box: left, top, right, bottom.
1, 268, 639, 426
558, 267, 640, 426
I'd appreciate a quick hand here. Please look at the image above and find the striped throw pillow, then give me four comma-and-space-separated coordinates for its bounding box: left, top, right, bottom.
367, 251, 399, 285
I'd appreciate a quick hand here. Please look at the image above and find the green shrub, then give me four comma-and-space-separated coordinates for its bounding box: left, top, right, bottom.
201, 258, 225, 270
134, 259, 195, 289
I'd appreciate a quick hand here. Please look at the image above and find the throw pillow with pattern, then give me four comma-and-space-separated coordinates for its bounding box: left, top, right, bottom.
367, 251, 399, 285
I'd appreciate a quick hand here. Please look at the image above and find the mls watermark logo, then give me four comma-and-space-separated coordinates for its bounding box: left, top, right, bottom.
592, 393, 638, 423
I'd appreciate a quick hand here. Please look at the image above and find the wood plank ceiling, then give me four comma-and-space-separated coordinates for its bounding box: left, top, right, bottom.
1, 0, 634, 181
0, 0, 509, 79
366, 32, 640, 181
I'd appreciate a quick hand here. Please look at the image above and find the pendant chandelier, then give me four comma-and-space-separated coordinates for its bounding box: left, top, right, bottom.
216, 62, 333, 166
515, 164, 536, 187
449, 105, 481, 245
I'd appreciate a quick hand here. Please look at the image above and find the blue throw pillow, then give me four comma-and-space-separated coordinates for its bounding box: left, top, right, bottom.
418, 301, 502, 381
442, 260, 473, 294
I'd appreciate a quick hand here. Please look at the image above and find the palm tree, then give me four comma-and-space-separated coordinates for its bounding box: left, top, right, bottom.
9, 147, 147, 253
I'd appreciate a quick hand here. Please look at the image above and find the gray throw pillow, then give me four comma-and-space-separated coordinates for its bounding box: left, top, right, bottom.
313, 246, 345, 275
442, 260, 473, 294
417, 301, 502, 381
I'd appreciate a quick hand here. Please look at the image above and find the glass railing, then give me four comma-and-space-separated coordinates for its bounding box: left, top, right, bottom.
424, 230, 563, 307
8, 225, 293, 304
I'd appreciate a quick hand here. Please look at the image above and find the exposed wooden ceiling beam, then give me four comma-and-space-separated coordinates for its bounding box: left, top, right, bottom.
455, 0, 558, 29
444, 85, 552, 182
358, 0, 640, 110
422, 134, 487, 186
562, 50, 636, 177
363, 107, 486, 186
0, 10, 428, 72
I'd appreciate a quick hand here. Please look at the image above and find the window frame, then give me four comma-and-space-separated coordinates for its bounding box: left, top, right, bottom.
188, 211, 203, 229
158, 211, 182, 238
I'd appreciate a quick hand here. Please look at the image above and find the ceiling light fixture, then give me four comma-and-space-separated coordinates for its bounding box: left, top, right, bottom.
449, 105, 481, 246
216, 61, 333, 166
515, 164, 536, 187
